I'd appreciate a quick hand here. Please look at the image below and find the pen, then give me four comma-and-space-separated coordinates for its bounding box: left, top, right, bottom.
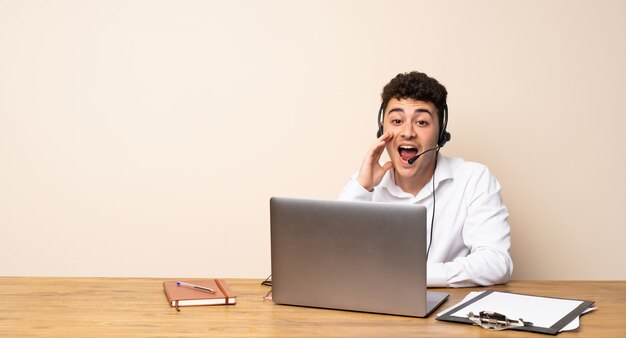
176, 281, 217, 294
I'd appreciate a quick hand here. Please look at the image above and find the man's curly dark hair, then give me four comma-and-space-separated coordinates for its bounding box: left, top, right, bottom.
381, 71, 448, 128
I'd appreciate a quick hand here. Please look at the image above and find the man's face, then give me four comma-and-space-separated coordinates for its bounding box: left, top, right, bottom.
383, 98, 440, 176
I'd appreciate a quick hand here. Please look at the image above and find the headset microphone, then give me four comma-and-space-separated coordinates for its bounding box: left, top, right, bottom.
407, 146, 440, 165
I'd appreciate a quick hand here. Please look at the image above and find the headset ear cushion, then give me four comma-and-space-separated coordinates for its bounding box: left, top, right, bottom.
376, 102, 386, 138
439, 131, 451, 147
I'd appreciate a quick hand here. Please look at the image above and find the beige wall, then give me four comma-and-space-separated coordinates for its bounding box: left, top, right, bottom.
1, 0, 625, 280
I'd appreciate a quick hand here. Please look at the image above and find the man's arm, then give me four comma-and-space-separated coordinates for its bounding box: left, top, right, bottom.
338, 176, 375, 201
428, 167, 513, 287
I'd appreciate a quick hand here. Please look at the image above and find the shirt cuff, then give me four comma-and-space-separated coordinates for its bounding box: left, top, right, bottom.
427, 262, 448, 287
338, 177, 374, 201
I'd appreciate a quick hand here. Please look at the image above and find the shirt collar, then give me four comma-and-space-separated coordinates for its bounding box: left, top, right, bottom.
380, 153, 454, 200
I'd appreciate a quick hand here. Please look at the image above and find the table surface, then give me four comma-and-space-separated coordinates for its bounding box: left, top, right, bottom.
0, 277, 624, 337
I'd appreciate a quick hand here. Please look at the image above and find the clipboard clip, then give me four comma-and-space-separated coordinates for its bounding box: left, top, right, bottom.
467, 311, 532, 331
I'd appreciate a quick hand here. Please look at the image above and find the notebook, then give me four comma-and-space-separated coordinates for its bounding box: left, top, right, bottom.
270, 197, 448, 317
163, 279, 237, 310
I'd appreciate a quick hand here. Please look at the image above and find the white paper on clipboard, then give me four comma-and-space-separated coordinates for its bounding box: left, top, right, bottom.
437, 291, 595, 332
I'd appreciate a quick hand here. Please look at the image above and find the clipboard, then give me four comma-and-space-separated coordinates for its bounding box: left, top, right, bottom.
436, 290, 594, 335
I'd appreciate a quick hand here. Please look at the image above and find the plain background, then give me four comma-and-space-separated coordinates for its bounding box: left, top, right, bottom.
1, 0, 625, 280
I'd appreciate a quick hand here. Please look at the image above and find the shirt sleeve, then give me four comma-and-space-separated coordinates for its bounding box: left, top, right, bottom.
338, 176, 374, 201
430, 167, 513, 288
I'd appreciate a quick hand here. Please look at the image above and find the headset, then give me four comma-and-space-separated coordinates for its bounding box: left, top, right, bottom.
376, 100, 451, 147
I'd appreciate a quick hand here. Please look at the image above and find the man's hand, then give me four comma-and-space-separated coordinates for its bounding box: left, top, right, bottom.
356, 131, 394, 191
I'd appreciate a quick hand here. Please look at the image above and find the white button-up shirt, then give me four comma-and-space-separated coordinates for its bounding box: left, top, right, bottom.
339, 154, 513, 287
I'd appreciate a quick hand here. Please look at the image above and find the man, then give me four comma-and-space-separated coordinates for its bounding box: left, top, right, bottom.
339, 71, 512, 287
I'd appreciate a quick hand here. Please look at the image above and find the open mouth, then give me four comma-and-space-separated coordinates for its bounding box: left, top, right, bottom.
398, 145, 418, 162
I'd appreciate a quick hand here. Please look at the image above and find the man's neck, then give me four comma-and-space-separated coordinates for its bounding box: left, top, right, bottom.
394, 162, 436, 196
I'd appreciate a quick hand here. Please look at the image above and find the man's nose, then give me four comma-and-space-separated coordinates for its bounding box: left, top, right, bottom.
400, 122, 416, 138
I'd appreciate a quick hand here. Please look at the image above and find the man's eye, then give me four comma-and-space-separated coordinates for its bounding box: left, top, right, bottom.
417, 120, 429, 126
392, 119, 402, 125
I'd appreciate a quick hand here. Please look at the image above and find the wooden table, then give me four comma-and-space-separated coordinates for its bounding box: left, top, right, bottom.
0, 277, 624, 337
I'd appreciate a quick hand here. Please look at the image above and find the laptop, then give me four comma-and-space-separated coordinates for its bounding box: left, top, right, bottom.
270, 197, 448, 317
